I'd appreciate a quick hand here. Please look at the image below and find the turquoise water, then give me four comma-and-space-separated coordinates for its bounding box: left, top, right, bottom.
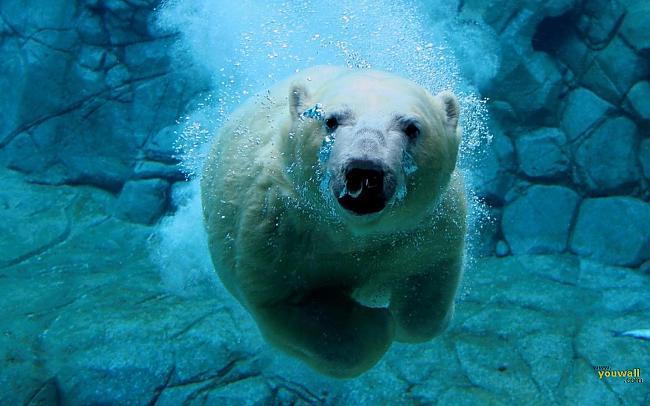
1, 0, 649, 404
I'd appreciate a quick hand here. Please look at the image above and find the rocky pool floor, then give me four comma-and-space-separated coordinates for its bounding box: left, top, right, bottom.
1, 168, 648, 405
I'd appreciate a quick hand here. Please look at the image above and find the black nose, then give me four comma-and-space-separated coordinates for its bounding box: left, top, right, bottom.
337, 161, 387, 215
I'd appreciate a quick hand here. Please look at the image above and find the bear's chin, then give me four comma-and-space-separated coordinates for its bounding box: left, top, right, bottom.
336, 206, 385, 224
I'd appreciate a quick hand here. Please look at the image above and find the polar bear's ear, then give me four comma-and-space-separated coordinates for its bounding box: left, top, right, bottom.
289, 83, 310, 119
437, 91, 459, 133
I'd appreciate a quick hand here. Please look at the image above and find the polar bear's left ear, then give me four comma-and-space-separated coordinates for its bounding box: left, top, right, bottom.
289, 83, 310, 119
436, 91, 459, 133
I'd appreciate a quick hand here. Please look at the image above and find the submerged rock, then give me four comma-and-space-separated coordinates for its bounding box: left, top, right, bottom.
571, 197, 650, 266
620, 2, 650, 52
554, 32, 594, 78
0, 0, 210, 191
489, 52, 563, 122
576, 0, 626, 50
640, 139, 650, 180
573, 116, 639, 194
0, 170, 74, 268
3, 133, 52, 175
133, 161, 185, 182
495, 240, 510, 257
581, 37, 646, 103
560, 88, 613, 141
502, 185, 580, 254
625, 81, 650, 120
115, 179, 170, 225
143, 126, 181, 164
515, 128, 569, 179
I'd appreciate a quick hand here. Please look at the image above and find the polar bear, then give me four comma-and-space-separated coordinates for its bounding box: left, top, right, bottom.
201, 66, 466, 378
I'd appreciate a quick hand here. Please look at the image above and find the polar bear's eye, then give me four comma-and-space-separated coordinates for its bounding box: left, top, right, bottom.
325, 117, 339, 131
403, 122, 420, 140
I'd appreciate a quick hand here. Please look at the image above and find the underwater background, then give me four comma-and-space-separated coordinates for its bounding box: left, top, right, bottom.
1, 0, 649, 404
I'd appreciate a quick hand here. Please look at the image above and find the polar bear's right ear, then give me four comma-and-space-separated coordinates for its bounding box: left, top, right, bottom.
289, 83, 310, 119
436, 91, 460, 133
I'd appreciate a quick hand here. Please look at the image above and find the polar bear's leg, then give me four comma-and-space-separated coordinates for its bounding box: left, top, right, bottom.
389, 258, 462, 343
253, 287, 395, 378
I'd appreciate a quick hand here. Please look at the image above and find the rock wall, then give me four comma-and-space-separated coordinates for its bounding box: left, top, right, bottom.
4, 169, 648, 404
462, 0, 650, 268
0, 0, 211, 224
0, 0, 647, 266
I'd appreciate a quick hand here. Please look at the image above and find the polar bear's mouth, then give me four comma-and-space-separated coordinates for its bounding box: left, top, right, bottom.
335, 165, 394, 215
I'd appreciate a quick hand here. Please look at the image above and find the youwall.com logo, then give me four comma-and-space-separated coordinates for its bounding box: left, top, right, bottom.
594, 366, 643, 384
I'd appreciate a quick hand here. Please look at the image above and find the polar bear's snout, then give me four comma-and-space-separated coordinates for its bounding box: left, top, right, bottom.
335, 159, 396, 215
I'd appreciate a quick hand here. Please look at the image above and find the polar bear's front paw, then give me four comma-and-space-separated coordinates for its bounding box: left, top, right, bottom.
254, 286, 395, 378
389, 269, 459, 343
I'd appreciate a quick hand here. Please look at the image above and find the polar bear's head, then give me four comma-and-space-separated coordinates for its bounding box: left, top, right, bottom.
288, 70, 460, 231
